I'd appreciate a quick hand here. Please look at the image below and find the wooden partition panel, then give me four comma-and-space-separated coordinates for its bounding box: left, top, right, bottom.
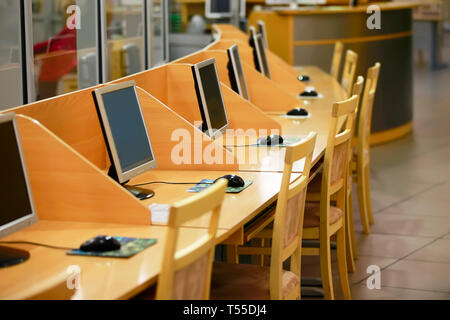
206, 39, 304, 96
117, 64, 281, 134
183, 50, 301, 113
3, 86, 108, 170
136, 87, 238, 171
16, 115, 150, 225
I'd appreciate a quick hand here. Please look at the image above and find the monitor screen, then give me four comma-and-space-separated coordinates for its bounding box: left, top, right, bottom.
255, 34, 272, 79
93, 82, 157, 183
192, 59, 229, 139
206, 0, 245, 18
227, 44, 250, 101
0, 115, 36, 237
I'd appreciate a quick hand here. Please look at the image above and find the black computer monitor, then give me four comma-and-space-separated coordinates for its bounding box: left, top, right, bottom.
0, 113, 38, 268
257, 20, 269, 49
251, 32, 272, 80
227, 44, 250, 101
192, 58, 230, 139
92, 81, 157, 200
205, 0, 246, 19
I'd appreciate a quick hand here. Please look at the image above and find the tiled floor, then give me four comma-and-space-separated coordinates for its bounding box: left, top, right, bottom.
302, 34, 450, 300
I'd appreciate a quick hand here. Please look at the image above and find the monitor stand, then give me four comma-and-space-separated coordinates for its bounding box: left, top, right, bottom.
107, 166, 155, 201
0, 246, 30, 268
124, 185, 155, 201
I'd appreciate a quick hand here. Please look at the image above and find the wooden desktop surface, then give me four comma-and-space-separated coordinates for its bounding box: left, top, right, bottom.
0, 29, 346, 300
0, 220, 228, 300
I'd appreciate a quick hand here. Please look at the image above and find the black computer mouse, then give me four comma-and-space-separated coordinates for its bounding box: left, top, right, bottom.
300, 89, 319, 97
257, 134, 284, 146
298, 75, 310, 82
215, 175, 245, 188
287, 108, 309, 117
80, 235, 122, 252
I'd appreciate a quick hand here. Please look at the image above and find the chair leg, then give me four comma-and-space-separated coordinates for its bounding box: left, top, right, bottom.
336, 227, 352, 300
226, 245, 238, 264
365, 165, 375, 225
345, 190, 357, 273
319, 236, 335, 300
357, 167, 371, 234
348, 190, 359, 260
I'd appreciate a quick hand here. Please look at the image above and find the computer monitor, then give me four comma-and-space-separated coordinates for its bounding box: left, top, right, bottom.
250, 32, 272, 80
0, 113, 38, 268
227, 44, 250, 101
192, 58, 230, 139
257, 20, 269, 49
205, 0, 246, 19
92, 81, 157, 200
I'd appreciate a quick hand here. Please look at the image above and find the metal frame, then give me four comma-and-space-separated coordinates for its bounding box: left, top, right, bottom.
0, 113, 38, 238
227, 44, 250, 101
21, 0, 35, 104
92, 80, 157, 184
192, 58, 230, 140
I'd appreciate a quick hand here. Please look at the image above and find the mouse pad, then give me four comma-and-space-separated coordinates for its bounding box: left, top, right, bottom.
187, 179, 253, 194
67, 237, 157, 258
252, 136, 304, 148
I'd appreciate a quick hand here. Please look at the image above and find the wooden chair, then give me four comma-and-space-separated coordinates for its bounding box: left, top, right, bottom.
303, 95, 359, 300
353, 63, 381, 234
345, 76, 365, 266
155, 179, 228, 300
210, 133, 317, 300
341, 50, 359, 98
330, 41, 344, 80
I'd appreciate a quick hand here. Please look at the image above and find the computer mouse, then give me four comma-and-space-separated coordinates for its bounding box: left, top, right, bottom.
298, 75, 310, 82
80, 235, 122, 252
287, 108, 309, 117
215, 175, 245, 188
300, 89, 319, 97
257, 134, 284, 146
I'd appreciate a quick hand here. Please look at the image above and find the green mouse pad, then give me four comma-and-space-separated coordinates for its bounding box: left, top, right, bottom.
252, 136, 304, 148
187, 179, 253, 194
67, 237, 157, 258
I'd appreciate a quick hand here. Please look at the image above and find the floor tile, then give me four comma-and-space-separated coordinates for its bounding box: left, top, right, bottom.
353, 213, 450, 238
382, 192, 450, 218
354, 233, 432, 259
406, 239, 450, 264
380, 260, 450, 293
344, 284, 450, 300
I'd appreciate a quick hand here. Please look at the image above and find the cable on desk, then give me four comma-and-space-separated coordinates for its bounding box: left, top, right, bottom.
131, 181, 214, 188
0, 241, 75, 251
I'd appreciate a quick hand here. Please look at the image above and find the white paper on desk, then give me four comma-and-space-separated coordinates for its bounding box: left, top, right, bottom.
149, 204, 171, 225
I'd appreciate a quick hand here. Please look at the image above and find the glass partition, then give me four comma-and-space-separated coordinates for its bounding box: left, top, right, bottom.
31, 0, 100, 101
104, 0, 146, 81
149, 0, 165, 66
0, 0, 24, 110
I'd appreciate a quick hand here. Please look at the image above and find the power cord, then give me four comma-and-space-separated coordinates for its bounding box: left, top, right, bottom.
0, 241, 75, 251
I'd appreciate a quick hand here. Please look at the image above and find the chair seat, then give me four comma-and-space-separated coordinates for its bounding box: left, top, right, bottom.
303, 203, 344, 228
210, 262, 299, 300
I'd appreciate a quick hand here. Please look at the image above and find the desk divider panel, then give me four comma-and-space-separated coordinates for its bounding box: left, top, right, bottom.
212, 24, 301, 78
117, 64, 282, 135
206, 39, 304, 96
175, 50, 301, 113
15, 115, 150, 225
4, 86, 108, 170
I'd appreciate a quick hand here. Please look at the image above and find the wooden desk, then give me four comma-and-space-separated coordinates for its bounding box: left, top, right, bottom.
0, 220, 227, 300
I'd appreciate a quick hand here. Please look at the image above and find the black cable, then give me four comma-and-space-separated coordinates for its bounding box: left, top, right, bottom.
131, 181, 215, 188
0, 241, 75, 251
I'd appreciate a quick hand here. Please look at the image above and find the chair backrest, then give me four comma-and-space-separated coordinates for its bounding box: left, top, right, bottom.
330, 41, 344, 80
269, 132, 317, 300
341, 50, 358, 98
357, 63, 381, 164
156, 179, 228, 300
320, 95, 359, 233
